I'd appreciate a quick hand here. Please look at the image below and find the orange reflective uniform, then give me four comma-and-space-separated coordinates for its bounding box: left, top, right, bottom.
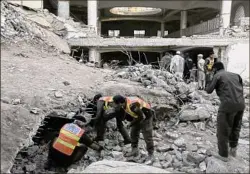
53, 123, 85, 156
99, 96, 113, 110
125, 97, 151, 118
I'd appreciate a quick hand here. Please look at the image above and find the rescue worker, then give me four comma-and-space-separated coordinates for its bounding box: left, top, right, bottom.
46, 118, 103, 169
160, 52, 173, 71
197, 54, 206, 90
111, 95, 155, 164
205, 62, 245, 162
170, 51, 185, 78
205, 51, 217, 86
183, 53, 193, 82
94, 95, 132, 145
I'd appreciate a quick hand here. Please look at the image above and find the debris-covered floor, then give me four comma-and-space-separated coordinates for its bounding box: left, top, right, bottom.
10, 108, 250, 173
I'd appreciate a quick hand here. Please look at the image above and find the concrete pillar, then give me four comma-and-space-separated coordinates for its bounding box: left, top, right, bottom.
161, 22, 165, 37
98, 21, 102, 36
180, 10, 187, 36
57, 0, 70, 19
87, 0, 98, 34
213, 46, 220, 60
219, 0, 232, 36
220, 47, 228, 69
88, 0, 99, 63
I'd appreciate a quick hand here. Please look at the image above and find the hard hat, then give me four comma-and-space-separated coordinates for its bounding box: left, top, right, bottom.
176, 51, 181, 55
198, 54, 203, 57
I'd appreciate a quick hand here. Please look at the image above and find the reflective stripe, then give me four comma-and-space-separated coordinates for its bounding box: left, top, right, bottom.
56, 138, 75, 149
125, 98, 138, 118
100, 96, 113, 110
52, 123, 84, 156
61, 129, 80, 141
125, 97, 151, 118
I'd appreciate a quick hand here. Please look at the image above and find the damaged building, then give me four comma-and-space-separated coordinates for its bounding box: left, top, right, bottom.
1, 0, 250, 173
11, 0, 250, 73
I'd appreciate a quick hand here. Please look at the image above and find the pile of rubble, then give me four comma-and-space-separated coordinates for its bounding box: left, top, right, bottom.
114, 64, 220, 122
1, 1, 97, 53
10, 84, 249, 173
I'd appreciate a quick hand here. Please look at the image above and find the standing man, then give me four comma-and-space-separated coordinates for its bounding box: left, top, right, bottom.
160, 52, 173, 72
197, 54, 206, 90
170, 51, 185, 78
205, 62, 245, 162
205, 51, 217, 86
183, 53, 193, 82
111, 95, 155, 164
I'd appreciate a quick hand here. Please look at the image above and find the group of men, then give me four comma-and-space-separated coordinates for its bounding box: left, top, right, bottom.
46, 94, 155, 170
161, 50, 217, 89
46, 60, 245, 169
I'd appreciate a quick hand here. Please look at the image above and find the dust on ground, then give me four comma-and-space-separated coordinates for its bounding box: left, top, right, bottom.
1, 41, 112, 173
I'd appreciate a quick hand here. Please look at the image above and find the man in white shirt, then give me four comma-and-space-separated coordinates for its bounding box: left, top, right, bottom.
197, 54, 206, 90
170, 51, 185, 78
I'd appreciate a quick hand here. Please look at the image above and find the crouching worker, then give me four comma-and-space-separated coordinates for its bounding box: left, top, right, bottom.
45, 118, 103, 170
112, 95, 155, 164
94, 95, 132, 145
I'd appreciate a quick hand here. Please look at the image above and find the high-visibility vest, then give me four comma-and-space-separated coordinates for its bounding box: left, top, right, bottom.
125, 97, 151, 119
53, 123, 85, 156
207, 59, 214, 71
99, 96, 113, 110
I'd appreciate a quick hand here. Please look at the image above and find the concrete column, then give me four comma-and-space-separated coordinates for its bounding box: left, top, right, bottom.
57, 0, 70, 19
213, 46, 220, 60
161, 22, 165, 37
88, 0, 98, 34
180, 10, 187, 36
88, 0, 99, 63
220, 47, 228, 69
98, 21, 102, 36
89, 48, 101, 64
219, 0, 232, 36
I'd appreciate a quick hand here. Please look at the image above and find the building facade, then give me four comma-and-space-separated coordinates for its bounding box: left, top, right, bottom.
12, 0, 250, 65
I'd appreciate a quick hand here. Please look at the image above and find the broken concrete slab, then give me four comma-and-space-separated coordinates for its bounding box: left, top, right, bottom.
206, 156, 249, 173
68, 160, 171, 173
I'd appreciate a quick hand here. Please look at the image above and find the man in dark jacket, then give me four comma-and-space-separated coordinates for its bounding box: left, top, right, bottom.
205, 62, 245, 162
183, 53, 193, 82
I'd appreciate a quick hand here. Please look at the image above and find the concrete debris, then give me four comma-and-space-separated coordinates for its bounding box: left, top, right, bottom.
63, 81, 70, 86
69, 160, 171, 173
187, 152, 206, 164
206, 156, 249, 173
54, 91, 63, 98
1, 1, 96, 53
12, 98, 21, 105
30, 108, 40, 115
199, 161, 206, 171
1, 97, 12, 104
173, 138, 186, 147
157, 144, 172, 152
165, 132, 179, 140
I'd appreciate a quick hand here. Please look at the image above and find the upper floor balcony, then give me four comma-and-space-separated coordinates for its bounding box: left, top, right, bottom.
167, 16, 220, 38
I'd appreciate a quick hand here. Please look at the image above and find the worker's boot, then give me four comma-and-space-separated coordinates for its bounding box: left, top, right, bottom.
144, 153, 155, 165
211, 151, 229, 162
229, 147, 237, 157
124, 147, 139, 157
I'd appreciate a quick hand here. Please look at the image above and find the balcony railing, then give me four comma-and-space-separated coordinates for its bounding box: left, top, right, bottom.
167, 16, 220, 38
